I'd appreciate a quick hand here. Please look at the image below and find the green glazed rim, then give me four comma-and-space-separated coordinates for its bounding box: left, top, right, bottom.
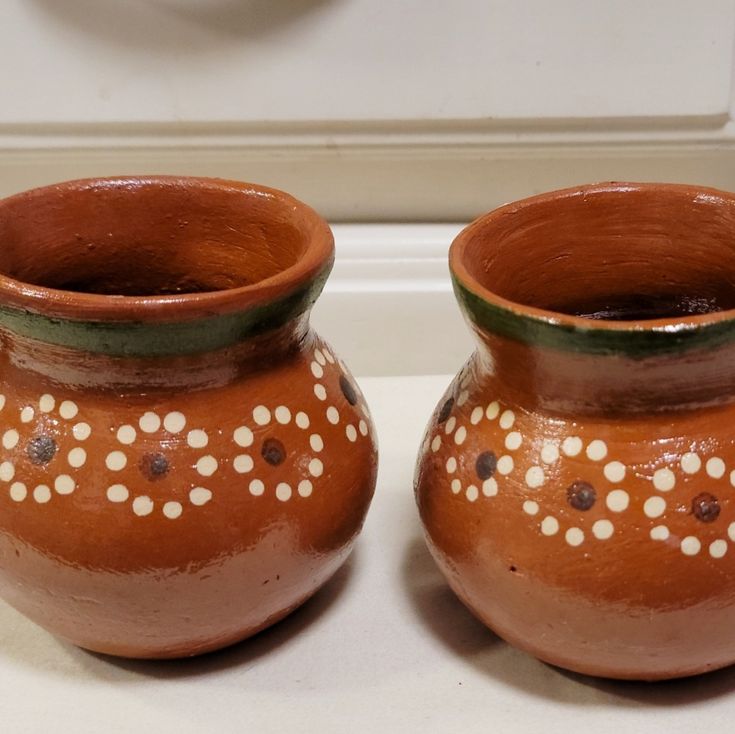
450, 182, 735, 358
0, 264, 331, 358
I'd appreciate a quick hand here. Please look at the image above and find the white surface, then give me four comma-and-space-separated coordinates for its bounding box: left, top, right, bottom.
2, 375, 735, 734
312, 224, 472, 377
2, 0, 732, 124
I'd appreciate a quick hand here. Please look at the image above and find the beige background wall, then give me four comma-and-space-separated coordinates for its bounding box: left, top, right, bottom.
2, 1, 735, 220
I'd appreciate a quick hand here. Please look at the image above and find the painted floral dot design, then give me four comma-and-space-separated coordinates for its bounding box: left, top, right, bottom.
426, 370, 735, 560
0, 341, 372, 520
231, 344, 372, 503
104, 409, 218, 519
0, 393, 89, 504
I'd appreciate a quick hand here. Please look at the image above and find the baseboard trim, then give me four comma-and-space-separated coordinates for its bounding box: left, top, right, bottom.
2, 123, 735, 220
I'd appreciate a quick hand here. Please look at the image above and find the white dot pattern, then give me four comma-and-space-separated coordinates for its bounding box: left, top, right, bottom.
234, 455, 254, 474
164, 412, 186, 434
107, 484, 129, 503
39, 394, 55, 413
275, 406, 292, 424
681, 536, 701, 556
2, 430, 18, 450
253, 406, 271, 426
0, 351, 366, 517
133, 496, 154, 516
59, 401, 78, 420
72, 422, 92, 441
653, 468, 676, 492
606, 489, 629, 513
710, 540, 728, 559
586, 440, 608, 461
541, 442, 560, 464
67, 447, 86, 468
187, 429, 208, 449
565, 528, 584, 547
276, 483, 292, 502
139, 411, 160, 433
105, 451, 126, 471
189, 488, 212, 506
54, 475, 75, 495
592, 520, 614, 540
163, 501, 183, 520
562, 436, 583, 457
707, 457, 726, 479
234, 426, 254, 448
482, 477, 498, 496
603, 461, 625, 483
196, 456, 218, 477
505, 432, 522, 451
644, 496, 666, 518
0, 462, 14, 482
681, 452, 701, 474
33, 485, 51, 504
9, 482, 26, 502
117, 425, 137, 445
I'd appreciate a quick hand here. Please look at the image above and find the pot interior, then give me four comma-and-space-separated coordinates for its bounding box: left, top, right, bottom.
459, 185, 735, 321
0, 178, 316, 297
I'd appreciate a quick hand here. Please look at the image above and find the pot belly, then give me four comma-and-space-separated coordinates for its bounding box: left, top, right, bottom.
0, 338, 377, 657
416, 377, 735, 680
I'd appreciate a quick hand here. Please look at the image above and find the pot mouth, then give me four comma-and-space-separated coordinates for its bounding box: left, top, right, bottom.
0, 176, 334, 323
450, 182, 735, 355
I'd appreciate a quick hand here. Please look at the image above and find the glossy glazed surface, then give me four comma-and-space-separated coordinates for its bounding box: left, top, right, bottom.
0, 177, 377, 658
415, 183, 735, 680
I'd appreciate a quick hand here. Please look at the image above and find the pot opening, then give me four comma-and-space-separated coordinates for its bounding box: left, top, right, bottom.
0, 178, 318, 297
456, 184, 735, 323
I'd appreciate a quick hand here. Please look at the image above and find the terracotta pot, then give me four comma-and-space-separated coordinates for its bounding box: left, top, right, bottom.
415, 182, 735, 680
0, 176, 377, 658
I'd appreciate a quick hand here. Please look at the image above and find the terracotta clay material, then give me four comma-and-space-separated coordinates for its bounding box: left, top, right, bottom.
415, 182, 735, 680
0, 176, 377, 658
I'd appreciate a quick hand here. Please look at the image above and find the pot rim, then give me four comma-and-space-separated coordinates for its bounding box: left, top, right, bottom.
0, 175, 334, 323
450, 181, 735, 355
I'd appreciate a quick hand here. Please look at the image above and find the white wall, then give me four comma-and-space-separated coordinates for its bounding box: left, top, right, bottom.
2, 1, 735, 219
3, 0, 732, 123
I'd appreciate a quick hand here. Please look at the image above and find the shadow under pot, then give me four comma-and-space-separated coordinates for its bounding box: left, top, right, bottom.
0, 176, 377, 659
415, 181, 735, 680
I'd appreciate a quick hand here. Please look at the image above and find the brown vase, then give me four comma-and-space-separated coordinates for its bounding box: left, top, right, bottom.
415, 182, 735, 680
0, 176, 377, 658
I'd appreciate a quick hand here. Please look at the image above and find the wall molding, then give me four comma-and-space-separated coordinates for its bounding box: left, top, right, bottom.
2, 121, 735, 220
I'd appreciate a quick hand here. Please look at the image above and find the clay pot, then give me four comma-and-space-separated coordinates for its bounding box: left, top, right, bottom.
0, 176, 377, 658
415, 182, 735, 680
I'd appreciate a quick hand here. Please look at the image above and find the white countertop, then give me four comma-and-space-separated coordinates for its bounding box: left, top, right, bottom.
2, 375, 734, 734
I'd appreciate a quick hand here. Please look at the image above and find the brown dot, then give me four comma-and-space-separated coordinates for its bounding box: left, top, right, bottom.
692, 492, 720, 523
438, 397, 454, 424
339, 375, 358, 406
261, 437, 286, 466
26, 435, 56, 465
567, 480, 596, 511
139, 452, 169, 481
475, 451, 497, 480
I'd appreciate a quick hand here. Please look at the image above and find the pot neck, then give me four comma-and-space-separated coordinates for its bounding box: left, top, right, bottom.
3, 316, 311, 391
0, 269, 327, 391
460, 299, 735, 416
